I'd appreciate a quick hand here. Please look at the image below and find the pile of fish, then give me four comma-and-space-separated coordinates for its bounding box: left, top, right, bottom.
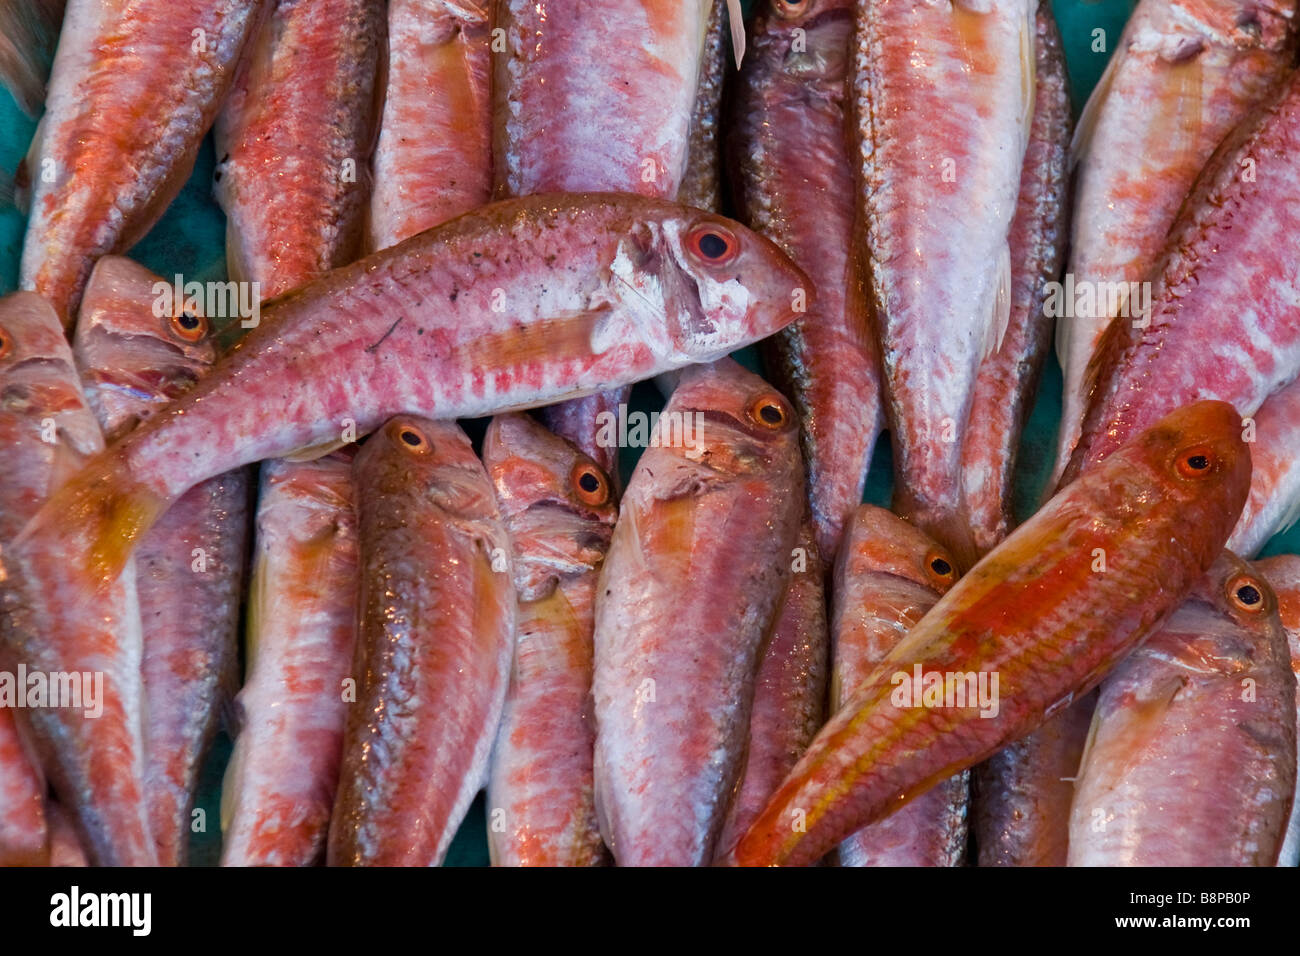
0, 0, 1296, 867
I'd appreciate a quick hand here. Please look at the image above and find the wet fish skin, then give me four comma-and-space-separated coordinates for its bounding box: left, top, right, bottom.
72, 256, 248, 866
961, 0, 1071, 557
831, 505, 967, 867
715, 522, 829, 861
328, 417, 515, 866
678, 0, 730, 213
1064, 69, 1300, 488
5, 193, 808, 606
1052, 0, 1298, 484
215, 0, 384, 299
220, 455, 357, 867
1228, 378, 1300, 557
1069, 552, 1296, 866
850, 0, 1035, 567
483, 413, 618, 867
0, 292, 153, 866
367, 0, 492, 251
1252, 554, 1300, 866
729, 400, 1252, 867
730, 0, 883, 563
19, 0, 266, 325
593, 358, 805, 866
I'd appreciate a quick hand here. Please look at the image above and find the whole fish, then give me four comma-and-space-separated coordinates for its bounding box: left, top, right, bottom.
592, 358, 804, 866
1052, 0, 1298, 483
0, 0, 64, 115
1252, 554, 1300, 866
214, 0, 384, 299
0, 292, 153, 866
850, 0, 1035, 567
328, 417, 515, 866
366, 0, 492, 251
678, 0, 731, 213
831, 505, 967, 867
960, 0, 1071, 556
72, 255, 248, 867
493, 0, 713, 477
1069, 552, 1296, 866
3, 193, 806, 615
1063, 69, 1300, 487
728, 400, 1252, 867
715, 522, 829, 861
730, 0, 883, 563
482, 413, 618, 867
19, 0, 265, 325
221, 454, 357, 866
1228, 378, 1300, 556
972, 691, 1094, 866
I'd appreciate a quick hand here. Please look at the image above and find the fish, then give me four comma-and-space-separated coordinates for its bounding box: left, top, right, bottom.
482, 413, 618, 866
214, 0, 384, 299
1228, 378, 1300, 557
19, 0, 266, 325
1063, 68, 1300, 488
715, 522, 829, 861
220, 453, 357, 866
849, 0, 1035, 567
493, 0, 714, 478
1051, 0, 1298, 484
2, 193, 806, 613
1252, 554, 1300, 866
328, 417, 515, 866
0, 291, 154, 866
0, 710, 43, 865
1068, 552, 1296, 866
729, 0, 883, 563
972, 691, 1094, 866
677, 0, 731, 213
960, 0, 1072, 557
71, 255, 248, 867
0, 0, 65, 115
830, 505, 967, 867
592, 357, 805, 865
44, 802, 88, 867
366, 0, 492, 252
728, 399, 1252, 867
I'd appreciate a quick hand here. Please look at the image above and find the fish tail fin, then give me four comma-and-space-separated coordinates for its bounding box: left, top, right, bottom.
0, 0, 64, 116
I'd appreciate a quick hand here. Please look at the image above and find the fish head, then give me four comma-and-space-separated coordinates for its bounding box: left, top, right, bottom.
754, 0, 853, 71
483, 413, 618, 597
621, 205, 811, 365
653, 358, 802, 478
1253, 554, 1300, 658
362, 416, 500, 521
73, 257, 217, 439
837, 505, 961, 597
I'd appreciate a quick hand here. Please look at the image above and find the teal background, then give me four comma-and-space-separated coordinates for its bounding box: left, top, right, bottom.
1, 0, 1291, 866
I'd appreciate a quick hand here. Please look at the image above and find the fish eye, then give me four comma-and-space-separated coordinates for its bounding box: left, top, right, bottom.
773, 0, 811, 18
391, 421, 431, 454
926, 552, 956, 584
571, 462, 610, 506
685, 224, 739, 266
748, 394, 791, 430
169, 310, 207, 343
1227, 575, 1266, 613
1175, 445, 1216, 479
0, 325, 10, 359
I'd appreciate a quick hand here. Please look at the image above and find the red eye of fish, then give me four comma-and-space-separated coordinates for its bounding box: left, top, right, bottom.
773, 0, 811, 18
392, 421, 430, 454
926, 551, 956, 584
169, 310, 207, 343
0, 326, 10, 359
748, 394, 791, 430
572, 462, 610, 507
685, 224, 739, 266
1227, 575, 1266, 613
1175, 445, 1216, 479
